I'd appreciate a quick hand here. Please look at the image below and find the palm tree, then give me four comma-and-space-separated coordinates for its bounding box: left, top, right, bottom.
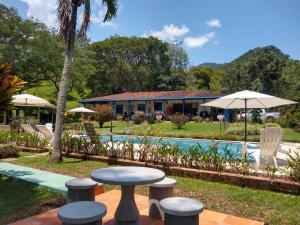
51, 0, 118, 163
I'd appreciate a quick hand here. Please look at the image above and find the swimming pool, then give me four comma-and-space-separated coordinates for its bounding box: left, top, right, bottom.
100, 134, 257, 159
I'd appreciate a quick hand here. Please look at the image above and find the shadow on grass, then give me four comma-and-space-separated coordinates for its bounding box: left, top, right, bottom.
0, 176, 60, 222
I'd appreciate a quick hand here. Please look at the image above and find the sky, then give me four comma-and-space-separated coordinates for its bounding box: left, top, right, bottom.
1, 0, 299, 65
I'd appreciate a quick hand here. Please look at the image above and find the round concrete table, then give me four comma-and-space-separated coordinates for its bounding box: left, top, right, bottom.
91, 166, 165, 225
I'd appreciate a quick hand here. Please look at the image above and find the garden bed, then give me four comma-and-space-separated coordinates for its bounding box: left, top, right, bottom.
62, 152, 300, 195
15, 146, 300, 195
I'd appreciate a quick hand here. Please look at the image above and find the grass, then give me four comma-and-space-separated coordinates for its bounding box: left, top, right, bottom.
12, 153, 300, 225
94, 121, 300, 142
0, 175, 59, 224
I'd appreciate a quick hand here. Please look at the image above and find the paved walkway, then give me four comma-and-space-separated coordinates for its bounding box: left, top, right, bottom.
10, 190, 264, 225
0, 162, 74, 195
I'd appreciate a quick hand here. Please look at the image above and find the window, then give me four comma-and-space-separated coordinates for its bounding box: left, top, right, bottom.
137, 104, 145, 112
154, 102, 162, 111
116, 105, 123, 114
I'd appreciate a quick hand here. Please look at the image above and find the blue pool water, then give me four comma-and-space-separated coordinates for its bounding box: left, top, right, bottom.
100, 134, 256, 159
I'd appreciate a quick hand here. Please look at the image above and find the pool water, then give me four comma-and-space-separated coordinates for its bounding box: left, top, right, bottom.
100, 134, 256, 159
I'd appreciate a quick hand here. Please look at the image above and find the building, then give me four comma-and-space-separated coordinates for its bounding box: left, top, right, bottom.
80, 90, 222, 118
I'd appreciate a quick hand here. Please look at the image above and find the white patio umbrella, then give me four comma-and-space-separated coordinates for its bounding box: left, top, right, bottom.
68, 107, 96, 133
68, 107, 96, 113
202, 90, 297, 142
12, 94, 56, 123
12, 94, 55, 109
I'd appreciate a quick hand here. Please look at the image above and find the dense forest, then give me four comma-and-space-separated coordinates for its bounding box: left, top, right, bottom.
1, 3, 299, 108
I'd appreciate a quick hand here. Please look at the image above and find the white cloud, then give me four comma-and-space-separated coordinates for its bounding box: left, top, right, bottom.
143, 24, 189, 41
206, 19, 221, 28
90, 8, 117, 28
183, 32, 215, 48
21, 0, 57, 28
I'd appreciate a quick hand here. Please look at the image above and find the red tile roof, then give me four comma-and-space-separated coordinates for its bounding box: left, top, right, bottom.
81, 90, 221, 103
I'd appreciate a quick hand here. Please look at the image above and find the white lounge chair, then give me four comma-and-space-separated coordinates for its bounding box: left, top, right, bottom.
35, 125, 54, 147
247, 127, 283, 170
20, 124, 45, 139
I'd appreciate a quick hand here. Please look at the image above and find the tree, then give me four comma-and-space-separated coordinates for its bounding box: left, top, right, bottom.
222, 46, 289, 94
93, 104, 112, 128
279, 60, 300, 102
187, 66, 223, 92
0, 4, 65, 90
0, 64, 26, 111
87, 36, 188, 97
51, 0, 118, 163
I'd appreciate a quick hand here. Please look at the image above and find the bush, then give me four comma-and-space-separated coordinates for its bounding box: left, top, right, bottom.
225, 122, 280, 136
0, 144, 18, 159
287, 112, 300, 128
170, 113, 189, 129
147, 115, 156, 124
192, 116, 203, 123
132, 111, 145, 124
287, 152, 300, 182
93, 104, 112, 128
0, 131, 11, 144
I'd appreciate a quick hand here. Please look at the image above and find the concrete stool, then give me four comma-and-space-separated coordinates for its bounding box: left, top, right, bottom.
149, 177, 176, 218
65, 178, 98, 202
160, 197, 204, 225
58, 201, 107, 225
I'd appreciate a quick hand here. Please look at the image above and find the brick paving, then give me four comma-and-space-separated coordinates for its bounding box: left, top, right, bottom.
10, 190, 263, 225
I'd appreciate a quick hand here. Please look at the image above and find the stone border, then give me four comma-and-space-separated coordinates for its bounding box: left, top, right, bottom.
17, 147, 300, 195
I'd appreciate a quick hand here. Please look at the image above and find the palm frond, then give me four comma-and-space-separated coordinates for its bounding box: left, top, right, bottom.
102, 0, 118, 22
79, 0, 91, 37
57, 0, 74, 40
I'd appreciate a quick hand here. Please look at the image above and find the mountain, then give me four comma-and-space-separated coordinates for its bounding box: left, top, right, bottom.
222, 45, 290, 95
197, 62, 225, 69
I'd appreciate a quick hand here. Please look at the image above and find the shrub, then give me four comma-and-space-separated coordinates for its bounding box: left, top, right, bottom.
286, 152, 300, 182
132, 111, 145, 124
15, 132, 49, 149
192, 116, 203, 123
93, 104, 112, 128
0, 144, 18, 159
225, 122, 280, 136
170, 113, 189, 129
147, 115, 156, 124
262, 123, 281, 128
287, 112, 300, 129
0, 131, 11, 144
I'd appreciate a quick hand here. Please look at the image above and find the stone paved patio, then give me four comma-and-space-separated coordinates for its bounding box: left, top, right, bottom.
10, 190, 264, 225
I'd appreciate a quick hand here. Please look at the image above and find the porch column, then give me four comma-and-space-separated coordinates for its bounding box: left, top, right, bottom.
51, 110, 54, 124
3, 111, 7, 124
197, 100, 201, 116
182, 100, 185, 114
145, 101, 148, 115
112, 102, 116, 119
37, 107, 41, 123
128, 101, 132, 119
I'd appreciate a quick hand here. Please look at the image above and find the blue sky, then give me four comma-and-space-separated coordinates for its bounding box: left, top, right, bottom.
1, 0, 299, 65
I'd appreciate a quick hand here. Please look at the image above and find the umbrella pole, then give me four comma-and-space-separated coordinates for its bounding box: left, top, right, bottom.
243, 99, 248, 159
244, 99, 247, 143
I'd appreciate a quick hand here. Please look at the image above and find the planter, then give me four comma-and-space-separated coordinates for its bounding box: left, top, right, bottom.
62, 152, 300, 195
15, 146, 49, 153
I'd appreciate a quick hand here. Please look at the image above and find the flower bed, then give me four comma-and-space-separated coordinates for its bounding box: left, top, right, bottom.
2, 131, 300, 194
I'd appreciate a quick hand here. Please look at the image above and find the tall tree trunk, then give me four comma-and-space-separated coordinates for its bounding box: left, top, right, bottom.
51, 6, 77, 163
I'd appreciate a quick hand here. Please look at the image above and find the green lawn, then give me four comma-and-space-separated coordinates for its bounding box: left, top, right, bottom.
0, 175, 60, 224
12, 153, 300, 225
94, 121, 300, 142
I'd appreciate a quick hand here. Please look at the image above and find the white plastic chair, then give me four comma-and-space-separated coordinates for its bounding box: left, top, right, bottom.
247, 127, 283, 170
